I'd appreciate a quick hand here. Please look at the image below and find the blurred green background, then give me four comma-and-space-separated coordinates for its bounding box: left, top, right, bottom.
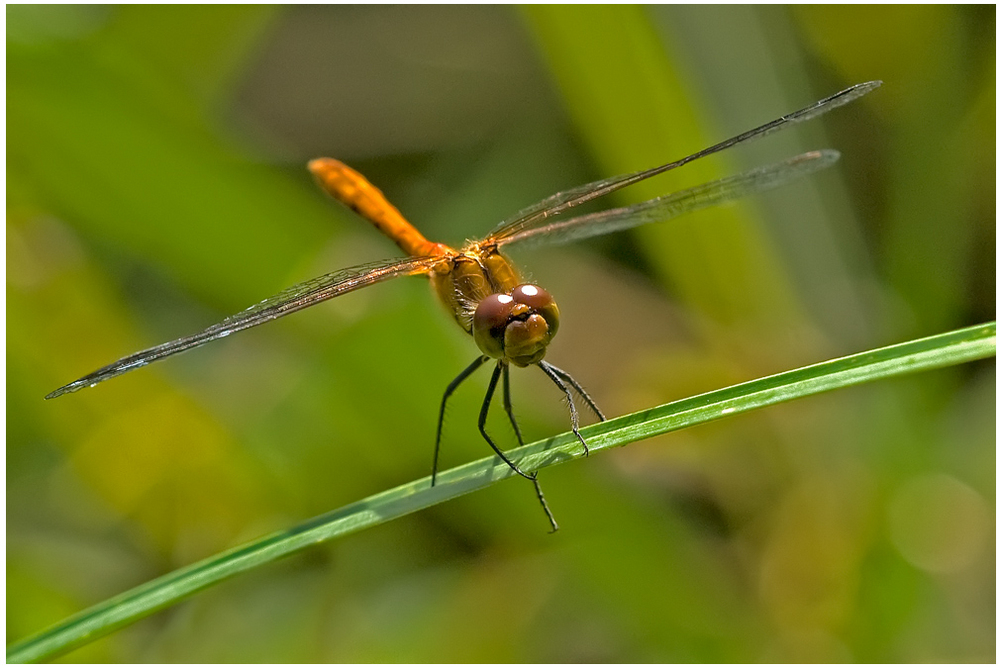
7, 5, 995, 662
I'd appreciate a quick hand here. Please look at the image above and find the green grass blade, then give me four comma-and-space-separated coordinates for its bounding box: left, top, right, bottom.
8, 321, 995, 663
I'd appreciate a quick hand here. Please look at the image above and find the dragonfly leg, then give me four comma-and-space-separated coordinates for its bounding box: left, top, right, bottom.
433, 355, 488, 486
501, 363, 525, 445
479, 362, 536, 481
538, 361, 591, 456
544, 362, 606, 421
502, 364, 559, 532
531, 475, 559, 533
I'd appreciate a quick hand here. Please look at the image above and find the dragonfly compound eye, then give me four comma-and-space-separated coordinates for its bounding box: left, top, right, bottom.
472, 287, 560, 367
511, 284, 559, 339
473, 293, 516, 360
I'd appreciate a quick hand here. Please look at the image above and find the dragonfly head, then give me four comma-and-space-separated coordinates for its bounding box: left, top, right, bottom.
473, 284, 560, 367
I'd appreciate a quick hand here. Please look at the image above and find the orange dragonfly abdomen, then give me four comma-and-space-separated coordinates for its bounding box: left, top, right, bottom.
309, 158, 531, 348
308, 158, 452, 259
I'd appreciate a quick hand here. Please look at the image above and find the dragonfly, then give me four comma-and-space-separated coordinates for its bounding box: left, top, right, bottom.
47, 80, 880, 531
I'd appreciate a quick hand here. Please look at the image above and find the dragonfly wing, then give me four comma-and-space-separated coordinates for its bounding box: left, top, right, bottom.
46, 255, 439, 399
489, 81, 880, 244
497, 150, 840, 250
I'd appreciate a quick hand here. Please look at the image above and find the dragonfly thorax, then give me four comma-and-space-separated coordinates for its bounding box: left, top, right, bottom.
473, 284, 559, 367
430, 247, 517, 330
427, 245, 560, 366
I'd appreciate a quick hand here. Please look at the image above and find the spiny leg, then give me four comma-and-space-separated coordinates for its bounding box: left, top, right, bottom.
544, 361, 606, 421
501, 363, 525, 445
502, 364, 559, 532
479, 362, 536, 481
538, 360, 591, 456
531, 473, 559, 533
433, 355, 488, 486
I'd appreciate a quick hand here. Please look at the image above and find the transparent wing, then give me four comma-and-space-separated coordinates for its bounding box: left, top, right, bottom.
496, 150, 839, 250
46, 254, 441, 398
488, 81, 880, 244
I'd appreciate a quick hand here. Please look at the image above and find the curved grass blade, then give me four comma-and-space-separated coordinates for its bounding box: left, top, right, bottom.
8, 321, 995, 663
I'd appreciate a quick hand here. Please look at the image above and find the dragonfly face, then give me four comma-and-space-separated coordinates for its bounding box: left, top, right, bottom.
473, 283, 559, 367
45, 81, 882, 531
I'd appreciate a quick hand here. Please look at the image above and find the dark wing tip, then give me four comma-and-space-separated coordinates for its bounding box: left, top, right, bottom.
44, 358, 150, 400
45, 382, 81, 400
848, 81, 883, 100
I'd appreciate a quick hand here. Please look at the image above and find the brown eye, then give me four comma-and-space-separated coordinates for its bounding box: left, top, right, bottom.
511, 284, 553, 310
512, 284, 559, 340
471, 286, 562, 366
472, 293, 515, 359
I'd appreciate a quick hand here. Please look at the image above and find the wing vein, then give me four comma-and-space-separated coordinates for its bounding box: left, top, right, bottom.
46, 255, 436, 398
